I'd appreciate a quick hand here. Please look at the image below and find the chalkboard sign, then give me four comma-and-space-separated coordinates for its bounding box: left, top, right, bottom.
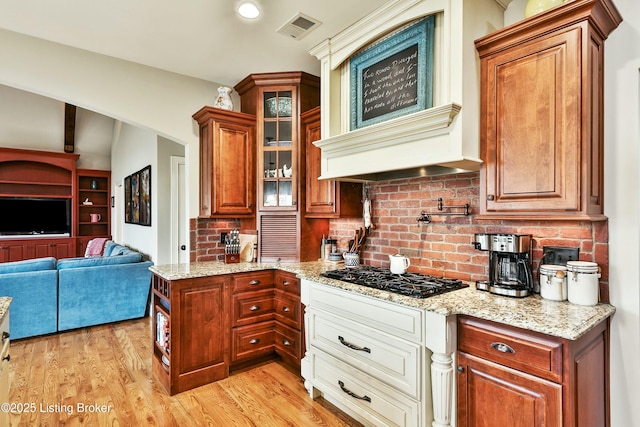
350, 16, 434, 130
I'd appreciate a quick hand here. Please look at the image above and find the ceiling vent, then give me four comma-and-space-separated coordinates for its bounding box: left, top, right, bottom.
277, 13, 321, 40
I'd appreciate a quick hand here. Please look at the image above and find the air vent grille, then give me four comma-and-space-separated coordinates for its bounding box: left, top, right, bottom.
276, 13, 321, 40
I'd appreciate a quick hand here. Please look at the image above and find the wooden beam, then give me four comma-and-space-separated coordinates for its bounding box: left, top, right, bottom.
64, 103, 76, 153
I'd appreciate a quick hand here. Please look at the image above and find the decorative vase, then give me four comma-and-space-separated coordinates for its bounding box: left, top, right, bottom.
214, 86, 234, 110
91, 180, 98, 190
524, 0, 565, 18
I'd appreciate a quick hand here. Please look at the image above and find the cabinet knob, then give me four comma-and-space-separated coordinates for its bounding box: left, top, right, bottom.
249, 338, 260, 345
328, 202, 334, 206
282, 281, 290, 286
487, 194, 495, 201
249, 280, 260, 285
282, 306, 290, 312
457, 366, 464, 373
282, 339, 291, 346
250, 305, 260, 311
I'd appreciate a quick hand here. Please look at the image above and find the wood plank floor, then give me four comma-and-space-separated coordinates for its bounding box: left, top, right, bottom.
7, 317, 363, 427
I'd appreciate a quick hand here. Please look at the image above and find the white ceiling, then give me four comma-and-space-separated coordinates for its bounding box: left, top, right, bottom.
0, 0, 389, 85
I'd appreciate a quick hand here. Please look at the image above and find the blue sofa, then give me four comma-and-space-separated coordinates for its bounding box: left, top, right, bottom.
0, 242, 153, 339
0, 257, 58, 340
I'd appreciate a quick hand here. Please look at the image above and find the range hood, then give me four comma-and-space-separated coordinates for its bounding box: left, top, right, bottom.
309, 0, 507, 182
313, 102, 483, 181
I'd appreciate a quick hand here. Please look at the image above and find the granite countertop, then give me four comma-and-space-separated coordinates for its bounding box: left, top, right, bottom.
0, 297, 11, 323
150, 261, 615, 341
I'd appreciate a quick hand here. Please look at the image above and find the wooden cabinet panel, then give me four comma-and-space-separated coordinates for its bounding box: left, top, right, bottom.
231, 270, 275, 293
457, 352, 562, 427
275, 270, 300, 295
475, 0, 621, 220
302, 107, 363, 218
232, 289, 275, 327
274, 322, 302, 368
231, 321, 276, 363
458, 315, 562, 382
33, 239, 75, 259
193, 108, 256, 218
152, 274, 230, 395
457, 315, 611, 427
274, 290, 301, 329
0, 242, 27, 262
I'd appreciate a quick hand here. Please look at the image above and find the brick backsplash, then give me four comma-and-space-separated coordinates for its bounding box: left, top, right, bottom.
328, 172, 609, 300
190, 171, 609, 301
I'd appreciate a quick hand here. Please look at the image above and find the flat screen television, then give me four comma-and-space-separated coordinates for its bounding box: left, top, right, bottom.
0, 197, 71, 236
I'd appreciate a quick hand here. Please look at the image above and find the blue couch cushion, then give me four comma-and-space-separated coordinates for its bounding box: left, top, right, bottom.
57, 253, 143, 270
102, 241, 117, 256
103, 243, 136, 257
0, 257, 56, 274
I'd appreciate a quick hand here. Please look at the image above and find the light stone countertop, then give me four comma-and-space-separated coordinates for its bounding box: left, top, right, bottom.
0, 297, 11, 324
150, 261, 615, 341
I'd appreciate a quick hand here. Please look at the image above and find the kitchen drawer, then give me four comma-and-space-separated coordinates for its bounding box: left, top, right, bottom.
302, 280, 422, 343
232, 271, 275, 293
309, 311, 420, 399
274, 322, 302, 363
231, 321, 275, 363
232, 289, 275, 327
274, 290, 301, 329
457, 316, 563, 382
310, 349, 420, 427
275, 271, 300, 295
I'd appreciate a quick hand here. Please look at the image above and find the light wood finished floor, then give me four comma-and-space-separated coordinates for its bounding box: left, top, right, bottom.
7, 317, 363, 427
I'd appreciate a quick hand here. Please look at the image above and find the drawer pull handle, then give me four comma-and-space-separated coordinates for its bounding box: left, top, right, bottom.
338, 380, 371, 403
249, 338, 260, 345
2, 331, 9, 341
250, 305, 260, 311
249, 280, 261, 285
282, 281, 290, 286
283, 339, 291, 346
491, 342, 515, 354
338, 336, 371, 353
282, 306, 290, 312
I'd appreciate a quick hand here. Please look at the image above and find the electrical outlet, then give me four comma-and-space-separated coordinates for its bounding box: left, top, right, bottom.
220, 232, 228, 244
542, 246, 579, 265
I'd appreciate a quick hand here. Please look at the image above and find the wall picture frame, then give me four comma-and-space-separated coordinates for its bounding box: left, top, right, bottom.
124, 165, 151, 226
350, 15, 435, 130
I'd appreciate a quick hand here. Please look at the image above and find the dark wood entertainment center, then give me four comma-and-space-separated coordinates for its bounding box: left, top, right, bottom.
0, 147, 111, 261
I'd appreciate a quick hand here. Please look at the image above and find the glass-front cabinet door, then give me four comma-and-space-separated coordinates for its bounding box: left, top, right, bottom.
259, 88, 297, 210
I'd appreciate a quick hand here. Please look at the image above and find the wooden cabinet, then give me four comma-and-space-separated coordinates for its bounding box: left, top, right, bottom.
273, 270, 303, 369
76, 169, 111, 243
0, 309, 9, 427
152, 273, 230, 395
302, 107, 363, 218
235, 72, 326, 262
457, 315, 611, 427
475, 0, 622, 220
0, 238, 75, 262
153, 269, 304, 395
193, 107, 256, 218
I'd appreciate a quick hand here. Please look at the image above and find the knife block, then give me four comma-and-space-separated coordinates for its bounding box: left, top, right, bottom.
225, 253, 240, 264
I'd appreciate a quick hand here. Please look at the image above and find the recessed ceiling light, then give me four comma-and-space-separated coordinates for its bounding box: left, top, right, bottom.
237, 1, 261, 19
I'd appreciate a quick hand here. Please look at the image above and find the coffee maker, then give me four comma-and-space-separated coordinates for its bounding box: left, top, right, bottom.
473, 233, 534, 297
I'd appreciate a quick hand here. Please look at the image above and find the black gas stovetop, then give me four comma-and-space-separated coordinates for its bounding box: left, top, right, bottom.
321, 266, 468, 299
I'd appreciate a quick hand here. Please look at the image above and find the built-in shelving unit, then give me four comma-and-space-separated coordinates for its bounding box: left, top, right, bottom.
76, 169, 111, 254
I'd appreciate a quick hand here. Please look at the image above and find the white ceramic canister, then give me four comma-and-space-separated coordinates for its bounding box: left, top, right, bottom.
566, 261, 600, 306
539, 264, 567, 301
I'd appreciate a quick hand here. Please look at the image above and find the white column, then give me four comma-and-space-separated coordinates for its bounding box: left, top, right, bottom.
425, 311, 457, 427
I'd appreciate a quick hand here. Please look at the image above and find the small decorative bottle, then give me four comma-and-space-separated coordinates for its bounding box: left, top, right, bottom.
213, 86, 234, 110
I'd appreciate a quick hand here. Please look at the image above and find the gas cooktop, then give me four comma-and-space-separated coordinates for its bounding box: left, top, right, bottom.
320, 266, 468, 298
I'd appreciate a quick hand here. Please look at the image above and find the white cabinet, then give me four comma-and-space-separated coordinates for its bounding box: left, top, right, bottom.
301, 280, 428, 427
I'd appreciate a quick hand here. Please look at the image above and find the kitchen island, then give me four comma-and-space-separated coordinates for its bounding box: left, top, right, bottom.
150, 261, 615, 426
